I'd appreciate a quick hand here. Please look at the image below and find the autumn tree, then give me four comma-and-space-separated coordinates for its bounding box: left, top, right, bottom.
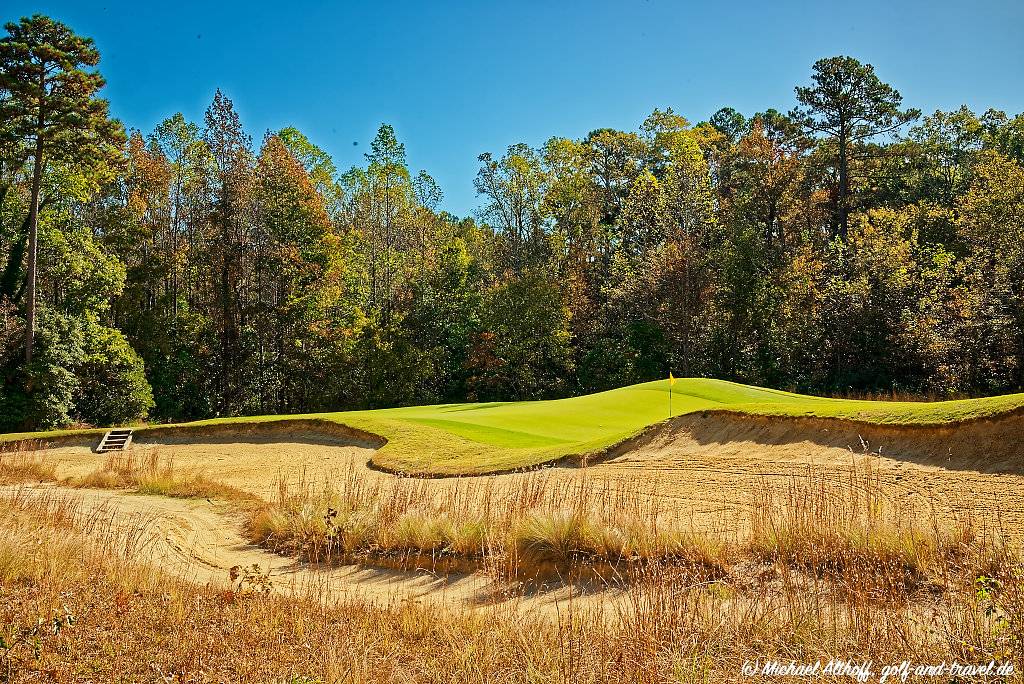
277, 126, 342, 218
151, 112, 209, 314
952, 151, 1024, 390
343, 124, 435, 326
3, 26, 1023, 427
474, 143, 548, 271
251, 134, 338, 412
203, 90, 254, 411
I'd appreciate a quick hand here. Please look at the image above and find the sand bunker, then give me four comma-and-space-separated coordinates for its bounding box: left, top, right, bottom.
12, 411, 1024, 606
28, 410, 1024, 538
3, 484, 607, 615
36, 424, 383, 498
581, 411, 1024, 533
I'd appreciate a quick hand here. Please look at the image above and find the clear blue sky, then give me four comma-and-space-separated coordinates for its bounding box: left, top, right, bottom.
6, 0, 1024, 217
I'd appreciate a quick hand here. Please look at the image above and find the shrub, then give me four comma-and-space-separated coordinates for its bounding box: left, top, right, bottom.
0, 310, 154, 430
1, 309, 85, 430
73, 320, 154, 425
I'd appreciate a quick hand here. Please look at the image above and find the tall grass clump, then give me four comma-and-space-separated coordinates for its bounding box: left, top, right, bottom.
76, 449, 256, 502
748, 461, 1011, 595
246, 464, 723, 580
0, 441, 56, 484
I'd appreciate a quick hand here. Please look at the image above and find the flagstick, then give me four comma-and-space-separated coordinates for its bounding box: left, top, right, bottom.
669, 377, 672, 418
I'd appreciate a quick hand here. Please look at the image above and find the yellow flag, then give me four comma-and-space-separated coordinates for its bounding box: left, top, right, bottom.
668, 372, 676, 386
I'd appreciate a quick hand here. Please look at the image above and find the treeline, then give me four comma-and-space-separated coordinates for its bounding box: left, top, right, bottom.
1, 15, 1023, 430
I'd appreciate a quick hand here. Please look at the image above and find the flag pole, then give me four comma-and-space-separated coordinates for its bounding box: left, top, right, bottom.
668, 353, 675, 419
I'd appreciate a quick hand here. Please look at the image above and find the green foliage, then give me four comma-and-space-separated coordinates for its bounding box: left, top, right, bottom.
402, 236, 482, 402
142, 308, 219, 421
73, 321, 153, 426
3, 310, 83, 430
791, 55, 920, 239
0, 310, 152, 430
467, 270, 573, 401
0, 14, 123, 166
792, 56, 920, 144
0, 13, 125, 370
39, 214, 126, 315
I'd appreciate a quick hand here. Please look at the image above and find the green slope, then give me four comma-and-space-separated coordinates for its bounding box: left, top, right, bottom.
4, 378, 1023, 475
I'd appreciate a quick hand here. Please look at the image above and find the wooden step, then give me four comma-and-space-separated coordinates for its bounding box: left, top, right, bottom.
96, 428, 134, 453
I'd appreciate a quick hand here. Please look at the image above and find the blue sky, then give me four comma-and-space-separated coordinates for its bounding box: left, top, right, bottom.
6, 1, 1024, 217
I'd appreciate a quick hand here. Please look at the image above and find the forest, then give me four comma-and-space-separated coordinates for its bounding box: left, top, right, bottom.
1, 14, 1023, 430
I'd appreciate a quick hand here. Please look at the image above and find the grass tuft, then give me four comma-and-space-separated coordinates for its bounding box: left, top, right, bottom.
75, 449, 258, 503
0, 441, 57, 484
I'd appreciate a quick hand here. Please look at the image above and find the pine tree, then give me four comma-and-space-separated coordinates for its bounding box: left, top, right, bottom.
0, 14, 123, 361
791, 56, 919, 241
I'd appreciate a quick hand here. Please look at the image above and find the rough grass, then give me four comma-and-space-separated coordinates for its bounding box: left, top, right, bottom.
0, 441, 57, 484
2, 474, 1022, 682
247, 466, 688, 579
246, 461, 1014, 594
748, 465, 1012, 596
74, 450, 258, 503
4, 378, 1024, 476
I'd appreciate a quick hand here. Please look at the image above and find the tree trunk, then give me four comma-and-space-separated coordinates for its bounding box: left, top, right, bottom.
837, 127, 849, 242
171, 174, 181, 320
24, 133, 44, 363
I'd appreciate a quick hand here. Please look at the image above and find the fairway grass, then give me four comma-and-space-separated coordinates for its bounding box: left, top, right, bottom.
4, 378, 1024, 475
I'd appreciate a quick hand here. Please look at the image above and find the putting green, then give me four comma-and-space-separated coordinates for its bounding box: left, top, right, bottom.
4, 378, 1024, 475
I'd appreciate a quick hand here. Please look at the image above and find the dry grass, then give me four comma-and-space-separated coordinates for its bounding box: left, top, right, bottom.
748, 463, 1013, 596
247, 465, 722, 581
0, 441, 56, 484
1, 442, 1023, 680
1, 483, 1022, 682
246, 460, 1019, 608
74, 449, 259, 503
1, 443, 259, 504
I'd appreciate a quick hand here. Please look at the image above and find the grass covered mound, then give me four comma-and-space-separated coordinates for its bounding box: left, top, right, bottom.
3, 378, 1024, 476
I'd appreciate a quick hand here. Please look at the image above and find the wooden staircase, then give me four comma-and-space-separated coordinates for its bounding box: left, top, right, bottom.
96, 428, 133, 453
